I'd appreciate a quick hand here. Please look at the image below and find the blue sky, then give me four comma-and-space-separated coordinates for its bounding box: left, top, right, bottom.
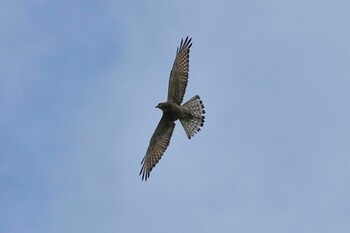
1, 1, 350, 232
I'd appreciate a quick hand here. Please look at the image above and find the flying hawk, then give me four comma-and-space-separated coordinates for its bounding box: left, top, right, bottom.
139, 37, 205, 181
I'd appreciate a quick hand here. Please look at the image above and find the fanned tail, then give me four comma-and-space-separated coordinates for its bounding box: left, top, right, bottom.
180, 95, 205, 139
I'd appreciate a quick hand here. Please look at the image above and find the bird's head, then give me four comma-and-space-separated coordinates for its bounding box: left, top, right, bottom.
155, 103, 164, 109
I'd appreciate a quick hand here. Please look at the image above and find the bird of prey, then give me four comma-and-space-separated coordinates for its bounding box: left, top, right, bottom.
139, 37, 205, 181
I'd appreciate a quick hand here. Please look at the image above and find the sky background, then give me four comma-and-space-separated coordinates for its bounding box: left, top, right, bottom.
1, 1, 350, 232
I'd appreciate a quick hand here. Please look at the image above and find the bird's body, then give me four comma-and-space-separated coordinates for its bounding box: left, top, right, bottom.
139, 37, 205, 181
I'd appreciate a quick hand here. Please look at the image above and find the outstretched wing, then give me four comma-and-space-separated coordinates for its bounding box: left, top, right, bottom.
139, 116, 175, 181
167, 37, 192, 105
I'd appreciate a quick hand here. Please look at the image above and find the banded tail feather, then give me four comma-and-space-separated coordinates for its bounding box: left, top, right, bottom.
180, 95, 205, 139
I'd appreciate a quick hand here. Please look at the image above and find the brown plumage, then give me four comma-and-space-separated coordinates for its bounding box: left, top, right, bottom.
139, 37, 205, 181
